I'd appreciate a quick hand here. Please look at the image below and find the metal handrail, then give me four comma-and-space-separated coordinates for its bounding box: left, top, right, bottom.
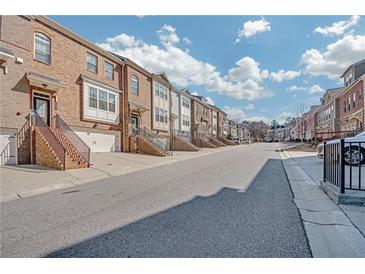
17, 116, 30, 150
53, 114, 90, 165
174, 129, 192, 142
135, 127, 168, 152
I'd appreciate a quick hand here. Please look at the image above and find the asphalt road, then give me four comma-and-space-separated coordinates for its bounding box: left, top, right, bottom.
1, 143, 311, 257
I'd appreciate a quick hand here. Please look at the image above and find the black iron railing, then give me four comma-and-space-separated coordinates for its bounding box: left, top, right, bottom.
324, 139, 365, 193
53, 114, 90, 165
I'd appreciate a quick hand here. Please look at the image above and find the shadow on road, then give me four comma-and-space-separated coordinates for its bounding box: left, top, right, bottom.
46, 159, 311, 258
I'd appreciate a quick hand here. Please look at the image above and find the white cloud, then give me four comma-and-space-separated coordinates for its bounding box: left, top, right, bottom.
191, 91, 198, 96
98, 27, 273, 101
314, 16, 360, 36
286, 84, 324, 94
236, 18, 271, 42
228, 57, 269, 82
157, 24, 180, 46
246, 104, 255, 110
276, 112, 294, 124
223, 106, 293, 124
104, 33, 141, 48
205, 96, 215, 106
287, 85, 307, 92
223, 106, 269, 123
270, 69, 301, 83
308, 84, 324, 94
183, 37, 192, 45
301, 34, 365, 79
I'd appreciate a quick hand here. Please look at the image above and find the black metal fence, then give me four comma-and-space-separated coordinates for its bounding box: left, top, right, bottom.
324, 139, 365, 193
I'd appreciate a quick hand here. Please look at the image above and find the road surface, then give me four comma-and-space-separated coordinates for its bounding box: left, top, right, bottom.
1, 143, 311, 257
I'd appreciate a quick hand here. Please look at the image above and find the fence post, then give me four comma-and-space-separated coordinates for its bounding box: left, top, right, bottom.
340, 138, 345, 194
323, 141, 326, 182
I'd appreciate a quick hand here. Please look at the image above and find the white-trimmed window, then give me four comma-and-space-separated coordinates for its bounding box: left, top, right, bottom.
34, 33, 51, 64
155, 107, 168, 124
109, 93, 116, 113
154, 83, 168, 100
84, 82, 119, 123
182, 97, 190, 108
104, 62, 114, 80
353, 93, 356, 108
87, 52, 98, 73
88, 87, 98, 108
182, 114, 190, 126
131, 75, 139, 95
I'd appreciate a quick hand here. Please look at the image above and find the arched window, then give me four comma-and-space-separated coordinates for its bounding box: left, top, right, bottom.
34, 33, 51, 64
131, 75, 139, 95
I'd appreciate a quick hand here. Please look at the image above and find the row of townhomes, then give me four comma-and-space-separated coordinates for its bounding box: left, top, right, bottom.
0, 16, 249, 169
265, 59, 365, 143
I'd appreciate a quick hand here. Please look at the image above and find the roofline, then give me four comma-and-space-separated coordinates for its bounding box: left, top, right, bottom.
191, 95, 212, 109
35, 16, 122, 65
340, 59, 365, 78
335, 76, 364, 99
112, 54, 152, 77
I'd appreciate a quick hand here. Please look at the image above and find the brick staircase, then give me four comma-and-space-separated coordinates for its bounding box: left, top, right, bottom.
35, 126, 65, 169
218, 136, 236, 145
172, 135, 199, 151
208, 136, 226, 147
193, 134, 217, 148
136, 135, 167, 156
33, 113, 89, 170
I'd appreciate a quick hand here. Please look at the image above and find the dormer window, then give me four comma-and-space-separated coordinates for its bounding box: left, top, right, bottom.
345, 73, 353, 87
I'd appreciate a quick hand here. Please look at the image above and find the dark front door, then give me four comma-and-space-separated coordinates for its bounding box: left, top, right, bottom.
34, 97, 50, 126
131, 115, 139, 129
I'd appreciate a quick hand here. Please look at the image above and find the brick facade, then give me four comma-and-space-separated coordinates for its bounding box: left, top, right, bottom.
121, 59, 153, 152
337, 79, 364, 131
191, 96, 212, 138
29, 16, 123, 145
0, 16, 31, 131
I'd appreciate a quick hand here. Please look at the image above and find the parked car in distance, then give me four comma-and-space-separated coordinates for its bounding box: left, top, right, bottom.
324, 131, 365, 165
229, 137, 241, 145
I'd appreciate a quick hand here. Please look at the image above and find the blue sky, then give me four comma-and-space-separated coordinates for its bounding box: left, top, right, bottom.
50, 15, 365, 123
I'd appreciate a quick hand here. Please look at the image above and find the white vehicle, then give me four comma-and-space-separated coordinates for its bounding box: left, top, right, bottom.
325, 131, 365, 165
230, 137, 241, 145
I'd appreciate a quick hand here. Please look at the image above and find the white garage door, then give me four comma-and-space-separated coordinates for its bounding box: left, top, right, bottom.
0, 134, 17, 165
75, 131, 119, 152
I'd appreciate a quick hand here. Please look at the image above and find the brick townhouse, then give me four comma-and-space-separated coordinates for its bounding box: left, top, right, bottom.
337, 60, 365, 132
113, 55, 154, 153
227, 120, 238, 138
215, 107, 234, 145
1, 15, 124, 168
303, 105, 320, 141
191, 95, 217, 147
169, 87, 198, 151
0, 16, 31, 165
315, 87, 343, 140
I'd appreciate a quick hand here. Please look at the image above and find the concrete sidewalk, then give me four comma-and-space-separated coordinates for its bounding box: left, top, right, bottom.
281, 150, 365, 257
0, 145, 238, 202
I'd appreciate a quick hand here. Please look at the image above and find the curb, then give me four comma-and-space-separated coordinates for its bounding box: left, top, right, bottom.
280, 150, 365, 257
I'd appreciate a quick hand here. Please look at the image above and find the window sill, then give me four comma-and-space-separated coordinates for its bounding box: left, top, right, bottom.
34, 58, 51, 66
